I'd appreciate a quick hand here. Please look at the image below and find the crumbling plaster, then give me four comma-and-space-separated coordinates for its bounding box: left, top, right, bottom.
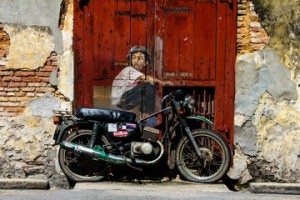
0, 0, 63, 53
0, 0, 74, 102
3, 24, 55, 70
0, 0, 73, 188
233, 0, 300, 183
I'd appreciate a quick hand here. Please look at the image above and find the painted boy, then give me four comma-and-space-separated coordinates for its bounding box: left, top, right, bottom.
111, 45, 169, 115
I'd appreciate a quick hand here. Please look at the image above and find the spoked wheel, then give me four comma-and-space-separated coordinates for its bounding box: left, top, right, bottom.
176, 129, 231, 183
58, 130, 110, 182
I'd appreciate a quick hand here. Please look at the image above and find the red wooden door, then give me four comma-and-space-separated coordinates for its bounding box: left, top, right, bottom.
74, 0, 236, 147
155, 0, 217, 82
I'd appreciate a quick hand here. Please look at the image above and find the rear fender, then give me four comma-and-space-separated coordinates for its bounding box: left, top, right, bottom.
53, 120, 77, 145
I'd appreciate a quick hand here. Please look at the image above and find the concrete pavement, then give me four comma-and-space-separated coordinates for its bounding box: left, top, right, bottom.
73, 180, 230, 193
0, 178, 49, 190
249, 182, 300, 195
0, 178, 300, 195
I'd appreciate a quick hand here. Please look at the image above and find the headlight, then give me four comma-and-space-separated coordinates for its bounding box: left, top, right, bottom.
184, 95, 195, 113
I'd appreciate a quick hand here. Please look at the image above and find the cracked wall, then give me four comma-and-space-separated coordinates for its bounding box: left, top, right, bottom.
232, 0, 300, 183
0, 0, 73, 188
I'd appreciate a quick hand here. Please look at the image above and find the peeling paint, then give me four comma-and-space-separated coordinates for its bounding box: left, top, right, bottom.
57, 0, 74, 105
4, 24, 55, 69
0, 0, 63, 53
154, 36, 163, 79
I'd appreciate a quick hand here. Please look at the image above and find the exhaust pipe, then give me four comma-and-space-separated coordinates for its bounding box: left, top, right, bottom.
60, 141, 164, 165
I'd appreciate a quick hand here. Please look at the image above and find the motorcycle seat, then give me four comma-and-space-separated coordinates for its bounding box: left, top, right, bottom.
76, 107, 136, 122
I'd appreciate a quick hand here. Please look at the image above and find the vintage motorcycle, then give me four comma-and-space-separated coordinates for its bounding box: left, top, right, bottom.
52, 90, 231, 184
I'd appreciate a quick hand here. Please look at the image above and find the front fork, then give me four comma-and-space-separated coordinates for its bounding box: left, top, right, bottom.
170, 100, 202, 157
184, 126, 202, 157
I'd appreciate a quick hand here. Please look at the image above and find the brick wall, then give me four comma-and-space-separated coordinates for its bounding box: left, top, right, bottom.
0, 52, 58, 117
237, 0, 270, 55
0, 23, 9, 65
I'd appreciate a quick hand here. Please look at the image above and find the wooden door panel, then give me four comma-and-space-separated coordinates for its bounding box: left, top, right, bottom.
163, 12, 181, 78
131, 1, 147, 45
195, 1, 216, 80
114, 0, 131, 66
94, 1, 115, 80
161, 0, 216, 81
91, 0, 151, 81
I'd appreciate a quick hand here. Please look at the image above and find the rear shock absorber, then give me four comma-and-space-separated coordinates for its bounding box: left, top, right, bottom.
90, 121, 100, 148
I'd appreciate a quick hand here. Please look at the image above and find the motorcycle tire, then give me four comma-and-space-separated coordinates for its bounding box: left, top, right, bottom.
176, 129, 231, 183
58, 129, 110, 182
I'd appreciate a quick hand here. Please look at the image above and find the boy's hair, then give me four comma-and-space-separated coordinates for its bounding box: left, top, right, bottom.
127, 45, 152, 66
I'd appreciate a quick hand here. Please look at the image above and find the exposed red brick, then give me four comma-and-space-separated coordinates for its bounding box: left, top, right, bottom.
8, 82, 27, 87
50, 51, 57, 56
2, 76, 22, 82
39, 66, 58, 72
0, 112, 18, 117
28, 82, 48, 87
0, 102, 21, 107
41, 78, 49, 83
4, 87, 19, 92
22, 77, 42, 82
0, 71, 14, 76
35, 72, 51, 77
0, 82, 8, 87
50, 62, 58, 67
6, 107, 25, 113
15, 91, 26, 97
21, 87, 36, 92
49, 56, 58, 62
36, 87, 55, 93
15, 71, 35, 77
6, 92, 16, 96
26, 93, 35, 97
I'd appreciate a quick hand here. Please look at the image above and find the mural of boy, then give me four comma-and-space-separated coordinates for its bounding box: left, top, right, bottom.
111, 45, 170, 117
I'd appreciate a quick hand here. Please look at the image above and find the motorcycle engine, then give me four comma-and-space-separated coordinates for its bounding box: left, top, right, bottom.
131, 142, 153, 155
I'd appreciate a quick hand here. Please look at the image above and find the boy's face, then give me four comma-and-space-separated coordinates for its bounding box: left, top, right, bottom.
131, 52, 146, 71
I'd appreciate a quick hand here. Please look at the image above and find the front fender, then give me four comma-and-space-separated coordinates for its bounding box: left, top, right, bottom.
186, 115, 214, 129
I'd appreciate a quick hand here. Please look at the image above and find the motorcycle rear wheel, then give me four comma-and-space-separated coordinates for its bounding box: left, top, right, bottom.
176, 129, 231, 183
58, 129, 110, 182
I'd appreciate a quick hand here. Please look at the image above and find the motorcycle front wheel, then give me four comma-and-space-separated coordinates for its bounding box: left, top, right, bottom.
176, 129, 231, 183
58, 129, 110, 182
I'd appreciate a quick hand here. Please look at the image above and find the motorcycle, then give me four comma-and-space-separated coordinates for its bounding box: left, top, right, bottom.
52, 89, 231, 184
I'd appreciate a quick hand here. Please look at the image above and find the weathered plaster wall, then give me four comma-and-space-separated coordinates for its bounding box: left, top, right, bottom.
0, 0, 73, 188
4, 25, 54, 69
232, 0, 300, 183
0, 0, 63, 53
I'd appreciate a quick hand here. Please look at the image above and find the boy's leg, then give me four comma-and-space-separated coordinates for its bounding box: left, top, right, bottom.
117, 83, 155, 111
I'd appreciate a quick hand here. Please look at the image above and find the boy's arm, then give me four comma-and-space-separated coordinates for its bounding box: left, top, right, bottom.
139, 75, 173, 86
